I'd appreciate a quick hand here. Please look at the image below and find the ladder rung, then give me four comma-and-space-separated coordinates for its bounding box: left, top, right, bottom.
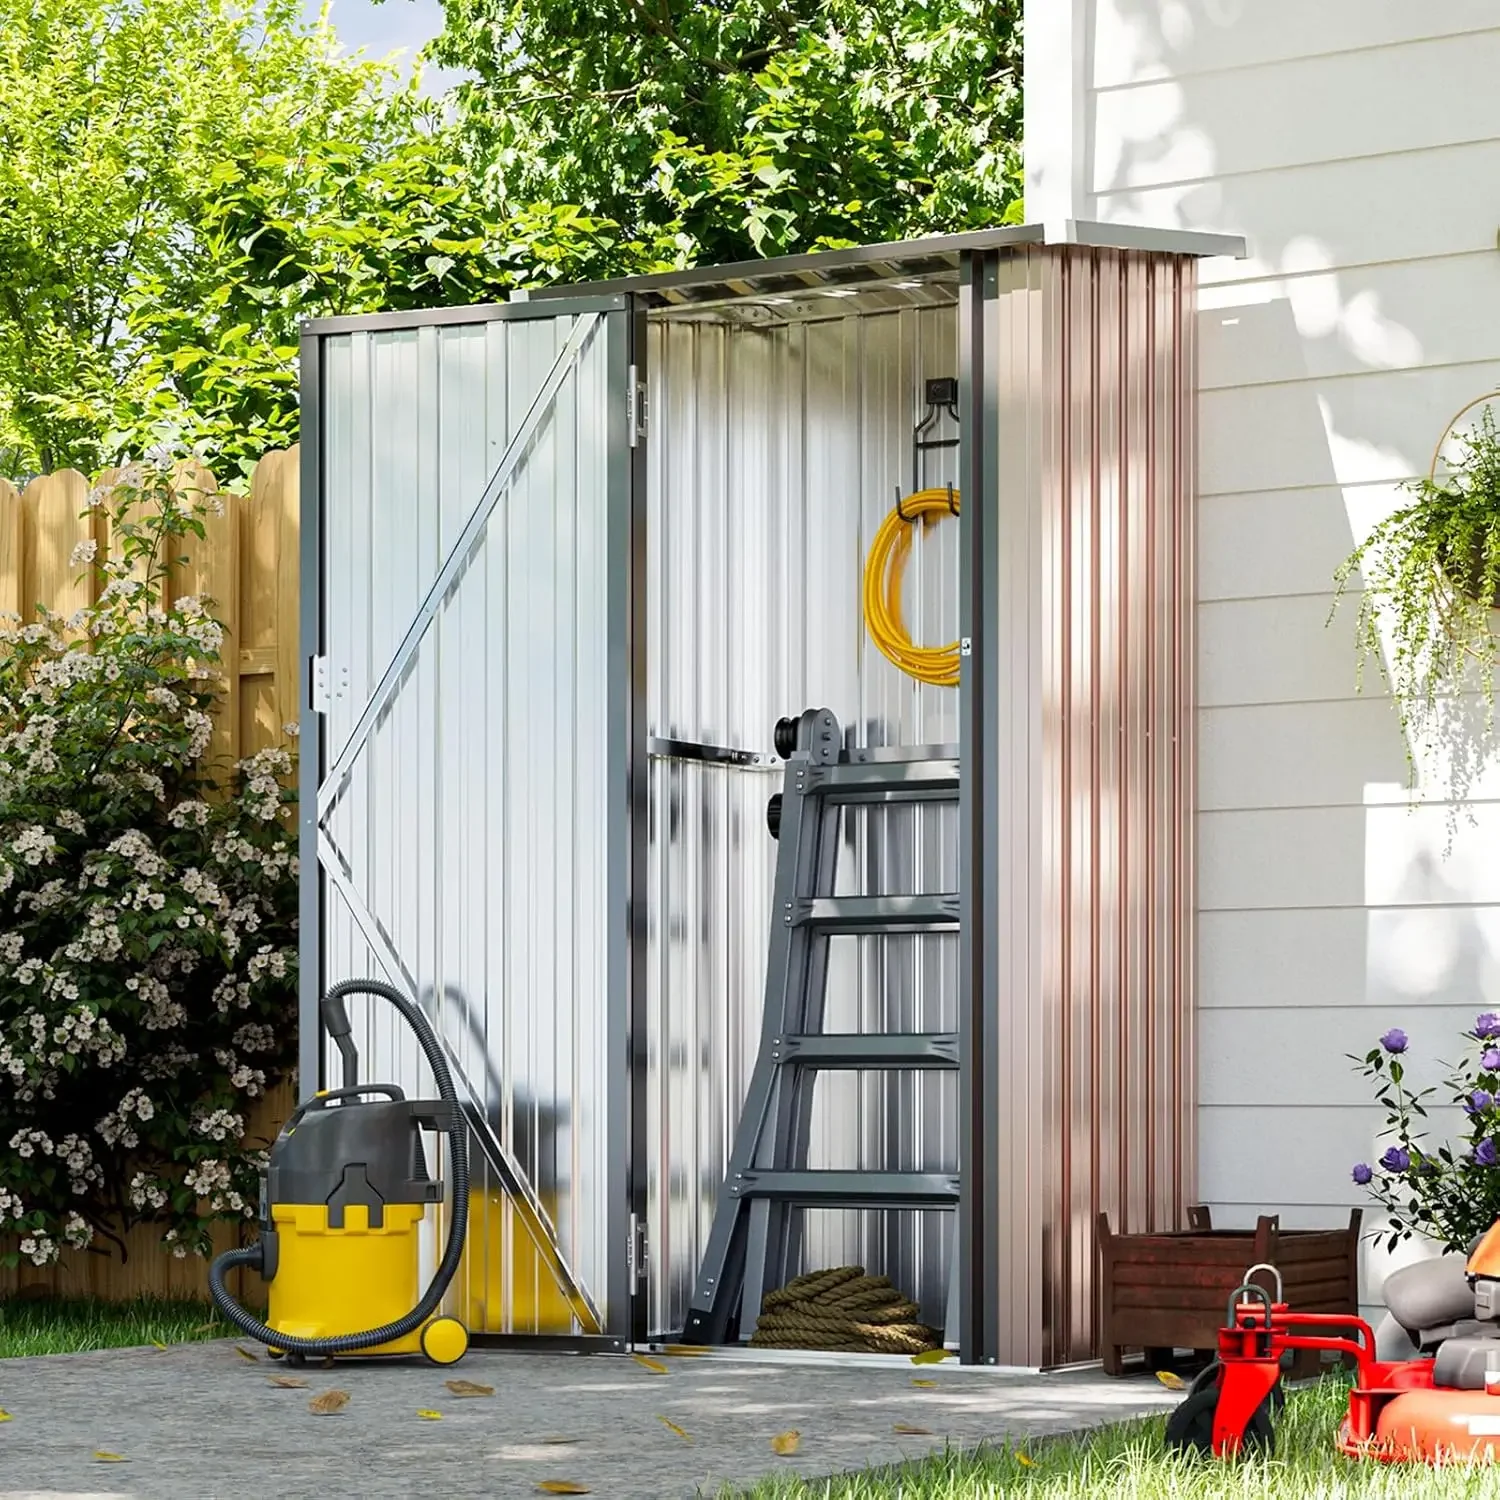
803, 758, 960, 802
793, 894, 959, 933
775, 1033, 958, 1069
728, 1171, 960, 1208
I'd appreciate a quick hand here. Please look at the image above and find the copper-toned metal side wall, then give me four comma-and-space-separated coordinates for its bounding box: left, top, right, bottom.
983, 246, 1197, 1368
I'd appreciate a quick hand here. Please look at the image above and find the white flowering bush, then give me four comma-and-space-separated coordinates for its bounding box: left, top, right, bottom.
0, 453, 297, 1268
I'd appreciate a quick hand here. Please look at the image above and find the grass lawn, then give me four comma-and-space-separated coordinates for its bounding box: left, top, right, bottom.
0, 1296, 234, 1358
739, 1376, 1500, 1498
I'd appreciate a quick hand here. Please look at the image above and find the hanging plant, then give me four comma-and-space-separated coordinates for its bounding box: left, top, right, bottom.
1330, 394, 1500, 812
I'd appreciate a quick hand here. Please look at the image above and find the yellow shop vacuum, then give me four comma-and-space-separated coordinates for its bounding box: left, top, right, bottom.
209, 979, 470, 1366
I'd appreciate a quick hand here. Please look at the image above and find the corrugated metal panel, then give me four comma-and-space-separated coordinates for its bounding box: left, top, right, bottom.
317, 313, 619, 1334
308, 242, 1204, 1363
985, 247, 1197, 1367
644, 308, 962, 1338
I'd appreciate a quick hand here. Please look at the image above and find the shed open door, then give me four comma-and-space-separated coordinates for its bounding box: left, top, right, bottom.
299, 296, 639, 1347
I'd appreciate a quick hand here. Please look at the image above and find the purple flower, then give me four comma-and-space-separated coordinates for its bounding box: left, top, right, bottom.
1478, 1139, 1499, 1168
1380, 1028, 1409, 1055
1483, 1049, 1500, 1072
1379, 1146, 1411, 1173
1470, 1090, 1495, 1115
1352, 1163, 1373, 1186
1477, 1015, 1500, 1040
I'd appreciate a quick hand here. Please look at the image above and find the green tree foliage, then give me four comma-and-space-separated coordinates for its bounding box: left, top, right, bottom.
430, 0, 1024, 268
123, 103, 520, 478
0, 0, 1024, 478
0, 0, 512, 478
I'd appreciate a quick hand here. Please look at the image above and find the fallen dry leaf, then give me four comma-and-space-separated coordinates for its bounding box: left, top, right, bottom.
535, 1483, 591, 1495
0, 1410, 11, 1422
1016, 1453, 1036, 1467
269, 1375, 309, 1389
892, 1423, 933, 1436
192, 1321, 218, 1334
417, 1409, 443, 1421
631, 1353, 668, 1375
308, 1389, 351, 1415
93, 1451, 127, 1463
1154, 1370, 1186, 1391
234, 1345, 259, 1362
770, 1429, 801, 1456
541, 1436, 579, 1446
150, 1340, 169, 1351
661, 1344, 708, 1358
910, 1349, 955, 1366
658, 1415, 692, 1442
911, 1379, 937, 1389
444, 1379, 495, 1398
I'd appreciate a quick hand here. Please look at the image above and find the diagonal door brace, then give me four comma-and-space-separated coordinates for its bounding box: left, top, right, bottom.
316, 829, 605, 1335
317, 310, 603, 822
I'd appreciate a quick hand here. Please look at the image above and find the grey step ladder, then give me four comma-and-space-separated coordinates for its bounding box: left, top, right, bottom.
680, 707, 961, 1346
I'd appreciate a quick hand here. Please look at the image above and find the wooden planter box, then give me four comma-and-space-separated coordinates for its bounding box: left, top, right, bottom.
1097, 1205, 1362, 1377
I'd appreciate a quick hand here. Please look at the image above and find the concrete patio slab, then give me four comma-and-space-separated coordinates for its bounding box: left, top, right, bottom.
0, 1341, 1180, 1497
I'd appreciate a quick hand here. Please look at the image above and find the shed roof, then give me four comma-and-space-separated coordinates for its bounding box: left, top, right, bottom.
301, 220, 1246, 336
524, 220, 1246, 311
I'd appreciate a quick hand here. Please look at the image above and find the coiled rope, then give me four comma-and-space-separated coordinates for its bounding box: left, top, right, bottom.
748, 1266, 940, 1355
861, 487, 961, 688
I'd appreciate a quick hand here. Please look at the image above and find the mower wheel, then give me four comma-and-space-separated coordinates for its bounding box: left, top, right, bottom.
1185, 1361, 1285, 1413
266, 1347, 285, 1361
1164, 1384, 1275, 1459
284, 1352, 307, 1369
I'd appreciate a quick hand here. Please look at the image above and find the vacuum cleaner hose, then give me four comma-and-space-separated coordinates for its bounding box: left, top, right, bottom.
208, 979, 469, 1356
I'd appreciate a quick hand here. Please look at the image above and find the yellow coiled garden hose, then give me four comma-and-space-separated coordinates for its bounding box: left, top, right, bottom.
862, 487, 961, 688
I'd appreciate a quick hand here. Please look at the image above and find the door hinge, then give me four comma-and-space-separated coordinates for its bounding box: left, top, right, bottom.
309, 656, 348, 715
627, 365, 647, 447
627, 1212, 648, 1283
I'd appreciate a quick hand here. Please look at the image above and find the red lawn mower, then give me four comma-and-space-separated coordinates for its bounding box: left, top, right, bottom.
1166, 1222, 1500, 1464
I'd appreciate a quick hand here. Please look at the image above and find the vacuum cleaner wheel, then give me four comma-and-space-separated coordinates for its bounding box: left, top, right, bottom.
420, 1316, 470, 1367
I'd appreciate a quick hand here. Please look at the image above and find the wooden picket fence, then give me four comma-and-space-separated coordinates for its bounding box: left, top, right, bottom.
0, 447, 302, 766
0, 446, 301, 1303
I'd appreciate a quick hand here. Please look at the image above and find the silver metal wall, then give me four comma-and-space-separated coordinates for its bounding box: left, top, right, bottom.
643, 306, 963, 1337
314, 312, 620, 1335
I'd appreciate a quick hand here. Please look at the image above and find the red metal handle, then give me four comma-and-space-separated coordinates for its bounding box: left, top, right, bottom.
1272, 1310, 1377, 1349
1278, 1334, 1375, 1384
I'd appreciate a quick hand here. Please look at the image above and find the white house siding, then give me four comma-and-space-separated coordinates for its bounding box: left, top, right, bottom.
1028, 0, 1500, 1319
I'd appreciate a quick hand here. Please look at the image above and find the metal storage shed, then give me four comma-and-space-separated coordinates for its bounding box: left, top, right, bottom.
298, 219, 1245, 1370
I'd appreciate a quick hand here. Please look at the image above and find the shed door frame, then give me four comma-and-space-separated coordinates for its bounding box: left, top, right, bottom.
629, 275, 995, 1364
956, 250, 999, 1367
298, 293, 644, 1349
